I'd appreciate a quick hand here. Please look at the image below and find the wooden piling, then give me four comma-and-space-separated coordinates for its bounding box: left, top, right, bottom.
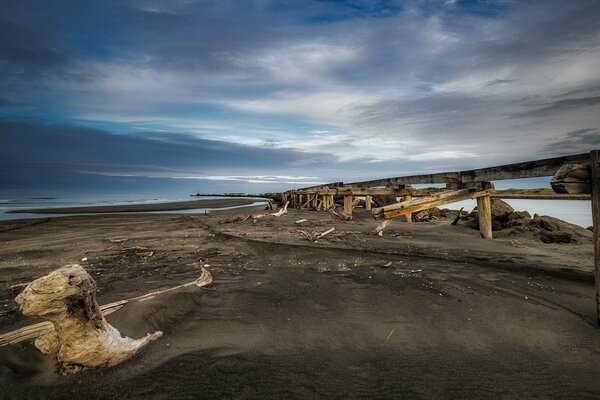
404, 193, 413, 223
591, 150, 600, 326
343, 195, 353, 216
365, 195, 372, 211
476, 194, 493, 239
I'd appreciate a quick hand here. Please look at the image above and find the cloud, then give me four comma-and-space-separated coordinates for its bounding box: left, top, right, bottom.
1, 0, 600, 193
541, 128, 600, 155
514, 96, 600, 118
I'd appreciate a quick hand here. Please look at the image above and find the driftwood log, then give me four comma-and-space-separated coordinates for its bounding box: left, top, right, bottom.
297, 227, 335, 242
551, 164, 591, 194
6, 264, 211, 374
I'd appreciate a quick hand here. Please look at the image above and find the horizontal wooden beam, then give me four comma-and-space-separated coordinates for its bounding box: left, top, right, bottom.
347, 153, 590, 187
297, 182, 344, 190
294, 186, 411, 196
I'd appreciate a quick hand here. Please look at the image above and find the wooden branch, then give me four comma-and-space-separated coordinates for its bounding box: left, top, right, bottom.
451, 207, 464, 226
297, 227, 335, 242
329, 208, 352, 221
374, 219, 392, 237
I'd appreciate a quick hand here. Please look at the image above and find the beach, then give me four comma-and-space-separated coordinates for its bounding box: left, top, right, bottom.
1, 203, 599, 398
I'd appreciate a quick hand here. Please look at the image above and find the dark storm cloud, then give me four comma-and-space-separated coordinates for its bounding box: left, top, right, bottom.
542, 128, 600, 155
0, 120, 331, 174
514, 96, 600, 118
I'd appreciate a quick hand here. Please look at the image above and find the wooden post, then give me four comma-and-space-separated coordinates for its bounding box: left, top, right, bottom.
323, 195, 328, 210
404, 193, 412, 223
344, 195, 353, 216
591, 150, 600, 326
476, 194, 493, 239
365, 195, 372, 211
330, 195, 334, 208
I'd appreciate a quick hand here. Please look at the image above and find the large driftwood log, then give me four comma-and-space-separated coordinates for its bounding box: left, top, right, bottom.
551, 164, 591, 194
245, 201, 289, 221
9, 264, 211, 374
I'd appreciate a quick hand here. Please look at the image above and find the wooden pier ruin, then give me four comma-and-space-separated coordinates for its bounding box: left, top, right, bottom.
281, 151, 600, 325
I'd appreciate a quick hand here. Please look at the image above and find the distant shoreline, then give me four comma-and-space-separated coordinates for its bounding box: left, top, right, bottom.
7, 198, 263, 214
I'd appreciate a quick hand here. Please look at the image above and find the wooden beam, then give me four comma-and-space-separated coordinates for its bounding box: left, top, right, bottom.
348, 153, 590, 187
365, 195, 372, 211
591, 150, 600, 326
373, 190, 491, 221
344, 195, 353, 216
477, 194, 493, 239
295, 187, 412, 196
404, 192, 413, 223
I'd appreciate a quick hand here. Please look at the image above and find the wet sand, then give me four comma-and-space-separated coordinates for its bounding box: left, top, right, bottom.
0, 206, 599, 399
6, 198, 261, 214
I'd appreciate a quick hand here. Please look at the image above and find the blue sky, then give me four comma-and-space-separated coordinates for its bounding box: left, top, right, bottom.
1, 0, 599, 195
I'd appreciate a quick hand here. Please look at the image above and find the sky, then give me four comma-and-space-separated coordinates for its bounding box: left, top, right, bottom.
1, 0, 599, 195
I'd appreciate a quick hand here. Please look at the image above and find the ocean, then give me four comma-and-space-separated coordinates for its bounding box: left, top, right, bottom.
0, 194, 268, 222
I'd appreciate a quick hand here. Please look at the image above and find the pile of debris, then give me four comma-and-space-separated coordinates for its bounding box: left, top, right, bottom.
460, 198, 592, 244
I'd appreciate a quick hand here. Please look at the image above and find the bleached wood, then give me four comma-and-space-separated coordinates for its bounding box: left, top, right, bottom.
2, 266, 212, 372
476, 195, 493, 239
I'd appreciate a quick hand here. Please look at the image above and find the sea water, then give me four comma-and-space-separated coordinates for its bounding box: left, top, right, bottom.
0, 194, 267, 222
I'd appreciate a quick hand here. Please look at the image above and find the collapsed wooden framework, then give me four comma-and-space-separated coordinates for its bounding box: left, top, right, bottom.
282, 151, 600, 326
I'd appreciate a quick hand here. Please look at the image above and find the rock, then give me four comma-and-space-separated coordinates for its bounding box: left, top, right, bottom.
540, 231, 573, 244
372, 195, 398, 207
530, 215, 593, 244
490, 199, 514, 223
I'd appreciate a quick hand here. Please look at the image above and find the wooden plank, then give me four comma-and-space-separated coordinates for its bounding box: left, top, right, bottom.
344, 195, 353, 216
365, 195, 372, 211
477, 194, 493, 239
373, 190, 490, 220
347, 153, 590, 187
591, 150, 600, 326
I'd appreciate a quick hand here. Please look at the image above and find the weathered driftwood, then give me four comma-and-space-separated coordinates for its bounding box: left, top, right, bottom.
270, 201, 289, 217
297, 227, 335, 242
591, 151, 600, 326
245, 201, 289, 221
451, 207, 465, 226
295, 218, 308, 224
4, 265, 212, 374
329, 208, 352, 221
374, 219, 392, 237
551, 163, 591, 194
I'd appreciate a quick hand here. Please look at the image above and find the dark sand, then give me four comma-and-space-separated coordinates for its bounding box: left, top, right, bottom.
6, 198, 261, 214
0, 205, 599, 399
